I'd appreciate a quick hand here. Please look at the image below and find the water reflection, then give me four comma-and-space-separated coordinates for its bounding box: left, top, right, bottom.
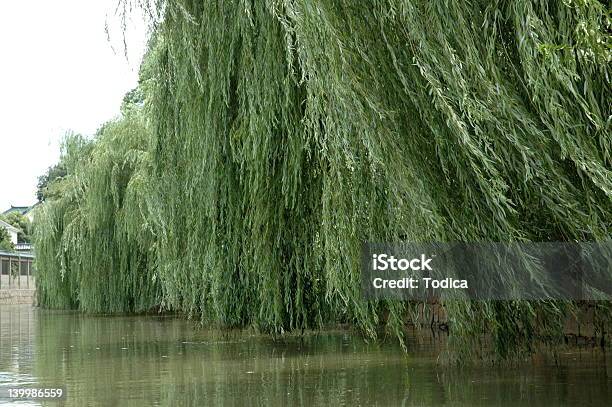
0, 305, 609, 406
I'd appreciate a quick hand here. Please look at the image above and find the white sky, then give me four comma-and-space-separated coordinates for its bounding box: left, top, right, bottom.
0, 1, 147, 211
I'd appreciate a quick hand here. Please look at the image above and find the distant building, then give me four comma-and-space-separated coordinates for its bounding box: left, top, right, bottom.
2, 204, 38, 222
0, 220, 19, 245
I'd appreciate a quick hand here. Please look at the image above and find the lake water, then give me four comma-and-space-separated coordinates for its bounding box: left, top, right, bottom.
0, 304, 609, 406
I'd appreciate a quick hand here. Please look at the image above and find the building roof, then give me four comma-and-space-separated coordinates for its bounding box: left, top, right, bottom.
0, 249, 34, 259
0, 219, 19, 233
2, 205, 35, 216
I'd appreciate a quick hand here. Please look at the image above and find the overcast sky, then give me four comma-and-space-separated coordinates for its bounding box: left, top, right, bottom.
0, 1, 147, 211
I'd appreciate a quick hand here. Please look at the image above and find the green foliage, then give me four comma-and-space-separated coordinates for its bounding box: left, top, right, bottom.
2, 212, 32, 243
37, 163, 68, 203
35, 0, 611, 359
34, 115, 161, 312
0, 226, 14, 251
144, 0, 610, 352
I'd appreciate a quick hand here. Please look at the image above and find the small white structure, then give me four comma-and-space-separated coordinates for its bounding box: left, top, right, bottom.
0, 220, 18, 245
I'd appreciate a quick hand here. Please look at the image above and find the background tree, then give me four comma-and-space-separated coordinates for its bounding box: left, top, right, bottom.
1, 212, 32, 243
36, 163, 67, 202
0, 227, 14, 251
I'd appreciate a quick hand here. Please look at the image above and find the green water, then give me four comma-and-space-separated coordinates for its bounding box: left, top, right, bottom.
0, 305, 609, 406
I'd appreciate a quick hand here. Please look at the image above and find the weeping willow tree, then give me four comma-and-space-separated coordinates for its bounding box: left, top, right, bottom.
35, 100, 161, 312
143, 0, 610, 353
36, 0, 610, 359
